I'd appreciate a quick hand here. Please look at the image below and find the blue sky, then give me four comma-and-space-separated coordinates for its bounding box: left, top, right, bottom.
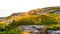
0, 0, 60, 17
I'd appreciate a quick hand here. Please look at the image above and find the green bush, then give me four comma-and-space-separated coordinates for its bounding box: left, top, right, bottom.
0, 28, 21, 34
40, 15, 57, 25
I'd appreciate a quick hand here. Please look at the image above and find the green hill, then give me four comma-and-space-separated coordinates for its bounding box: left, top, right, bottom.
0, 6, 60, 34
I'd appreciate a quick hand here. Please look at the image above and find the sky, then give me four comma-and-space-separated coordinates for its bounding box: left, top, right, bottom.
0, 0, 60, 17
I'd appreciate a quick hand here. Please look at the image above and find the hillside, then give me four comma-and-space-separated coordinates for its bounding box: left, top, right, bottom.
0, 6, 60, 34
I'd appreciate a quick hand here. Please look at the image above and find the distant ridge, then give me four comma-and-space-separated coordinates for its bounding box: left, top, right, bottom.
0, 17, 6, 20
1, 6, 60, 20
7, 6, 60, 18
